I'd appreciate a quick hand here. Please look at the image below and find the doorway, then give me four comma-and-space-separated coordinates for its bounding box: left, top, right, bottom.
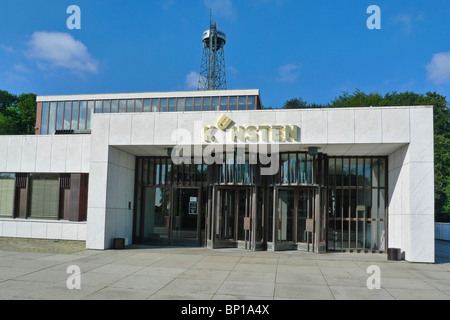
138, 187, 201, 246
274, 187, 316, 251
212, 187, 253, 249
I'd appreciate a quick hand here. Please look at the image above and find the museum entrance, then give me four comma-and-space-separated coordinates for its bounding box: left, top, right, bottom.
211, 186, 254, 249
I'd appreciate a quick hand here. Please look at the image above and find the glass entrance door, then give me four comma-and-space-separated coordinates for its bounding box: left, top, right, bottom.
274, 187, 316, 251
213, 187, 252, 249
140, 187, 200, 246
171, 188, 200, 246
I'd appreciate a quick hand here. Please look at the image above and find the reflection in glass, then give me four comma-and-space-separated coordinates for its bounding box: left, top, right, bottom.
168, 98, 176, 112
64, 102, 71, 130
212, 97, 220, 111
220, 97, 228, 111
56, 102, 64, 130
48, 102, 56, 134
177, 98, 185, 112
135, 99, 143, 112
71, 101, 80, 130
79, 101, 86, 130
247, 96, 255, 109
119, 100, 126, 113
111, 100, 118, 113
0, 173, 15, 217
143, 99, 151, 112
185, 98, 193, 111
160, 98, 168, 112
95, 100, 102, 114
229, 96, 237, 110
86, 101, 94, 129
127, 99, 134, 112
41, 102, 49, 134
238, 96, 246, 110
152, 99, 159, 112
103, 100, 111, 113
194, 98, 202, 111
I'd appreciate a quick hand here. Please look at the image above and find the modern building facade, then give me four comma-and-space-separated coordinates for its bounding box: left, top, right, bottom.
0, 89, 435, 262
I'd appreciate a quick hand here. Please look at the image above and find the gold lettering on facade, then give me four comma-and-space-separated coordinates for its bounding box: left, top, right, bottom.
217, 114, 232, 130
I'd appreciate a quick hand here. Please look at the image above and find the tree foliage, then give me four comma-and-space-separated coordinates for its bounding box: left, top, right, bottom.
0, 90, 36, 135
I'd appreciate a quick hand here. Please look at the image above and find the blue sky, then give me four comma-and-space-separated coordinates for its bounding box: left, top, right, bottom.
1, 0, 450, 108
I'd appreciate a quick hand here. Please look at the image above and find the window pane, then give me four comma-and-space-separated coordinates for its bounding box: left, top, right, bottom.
64, 102, 71, 130
0, 173, 15, 217
28, 173, 59, 219
247, 96, 256, 110
185, 98, 193, 111
220, 97, 229, 111
176, 98, 184, 112
95, 100, 102, 114
86, 101, 94, 130
203, 97, 211, 111
160, 98, 168, 112
127, 99, 134, 112
194, 98, 202, 111
56, 102, 64, 130
229, 96, 237, 110
103, 100, 111, 113
48, 102, 57, 134
71, 102, 79, 130
238, 96, 246, 110
211, 97, 220, 111
119, 100, 127, 113
168, 98, 176, 112
143, 99, 151, 112
152, 99, 160, 112
41, 102, 49, 134
79, 101, 87, 130
111, 100, 118, 113
135, 99, 143, 112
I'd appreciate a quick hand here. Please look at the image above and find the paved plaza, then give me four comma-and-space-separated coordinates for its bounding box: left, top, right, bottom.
0, 240, 449, 300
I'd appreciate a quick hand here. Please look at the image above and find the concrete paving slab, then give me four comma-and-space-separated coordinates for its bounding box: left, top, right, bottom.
330, 286, 394, 300
274, 283, 334, 300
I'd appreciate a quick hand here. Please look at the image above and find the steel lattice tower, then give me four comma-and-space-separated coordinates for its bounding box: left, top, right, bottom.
198, 20, 227, 91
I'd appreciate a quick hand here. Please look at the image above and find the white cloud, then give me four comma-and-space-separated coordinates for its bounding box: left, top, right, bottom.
276, 64, 301, 83
185, 71, 199, 90
26, 31, 98, 74
203, 0, 236, 20
426, 52, 450, 85
0, 44, 14, 53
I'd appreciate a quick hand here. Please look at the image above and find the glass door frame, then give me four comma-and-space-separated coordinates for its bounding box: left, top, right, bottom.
170, 186, 202, 247
273, 186, 319, 252
210, 185, 255, 249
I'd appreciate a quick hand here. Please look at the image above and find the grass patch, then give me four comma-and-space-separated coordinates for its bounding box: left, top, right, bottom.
0, 237, 86, 254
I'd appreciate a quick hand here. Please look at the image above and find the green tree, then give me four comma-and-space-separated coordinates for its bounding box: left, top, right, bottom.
0, 90, 36, 135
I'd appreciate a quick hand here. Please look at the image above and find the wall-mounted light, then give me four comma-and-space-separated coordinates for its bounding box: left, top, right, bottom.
308, 146, 319, 156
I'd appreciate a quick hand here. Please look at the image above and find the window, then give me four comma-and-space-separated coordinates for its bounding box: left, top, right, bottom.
229, 96, 237, 110
79, 101, 87, 130
63, 102, 71, 130
220, 97, 229, 111
212, 97, 220, 111
160, 98, 168, 112
71, 101, 79, 130
86, 101, 94, 129
28, 174, 59, 219
135, 99, 143, 112
177, 98, 185, 112
152, 99, 160, 112
185, 98, 193, 111
0, 173, 15, 217
168, 98, 176, 112
143, 99, 151, 112
119, 100, 126, 113
111, 100, 118, 113
247, 96, 256, 110
127, 99, 135, 112
48, 102, 57, 134
56, 102, 64, 130
95, 100, 102, 114
194, 98, 202, 111
41, 102, 49, 134
238, 96, 246, 110
103, 100, 111, 113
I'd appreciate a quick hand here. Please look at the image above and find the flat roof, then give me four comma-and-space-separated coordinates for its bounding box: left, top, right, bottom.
36, 89, 261, 102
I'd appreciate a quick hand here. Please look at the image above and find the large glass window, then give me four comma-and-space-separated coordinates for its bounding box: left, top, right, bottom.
56, 102, 64, 130
327, 157, 387, 253
71, 101, 79, 130
0, 173, 15, 217
28, 173, 59, 219
79, 101, 87, 130
229, 96, 237, 110
48, 102, 57, 134
220, 97, 229, 111
177, 98, 185, 112
111, 100, 118, 113
247, 96, 256, 110
211, 97, 220, 111
194, 98, 202, 111
143, 99, 151, 112
119, 100, 126, 113
168, 98, 176, 112
86, 101, 94, 129
152, 99, 159, 112
135, 99, 143, 112
94, 100, 102, 114
185, 98, 193, 111
127, 99, 134, 112
41, 102, 49, 134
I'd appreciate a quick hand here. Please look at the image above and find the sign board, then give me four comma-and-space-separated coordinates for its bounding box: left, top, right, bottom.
189, 201, 198, 215
306, 219, 314, 233
244, 217, 251, 231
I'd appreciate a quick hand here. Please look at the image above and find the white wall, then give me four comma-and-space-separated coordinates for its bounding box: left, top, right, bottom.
387, 107, 435, 262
